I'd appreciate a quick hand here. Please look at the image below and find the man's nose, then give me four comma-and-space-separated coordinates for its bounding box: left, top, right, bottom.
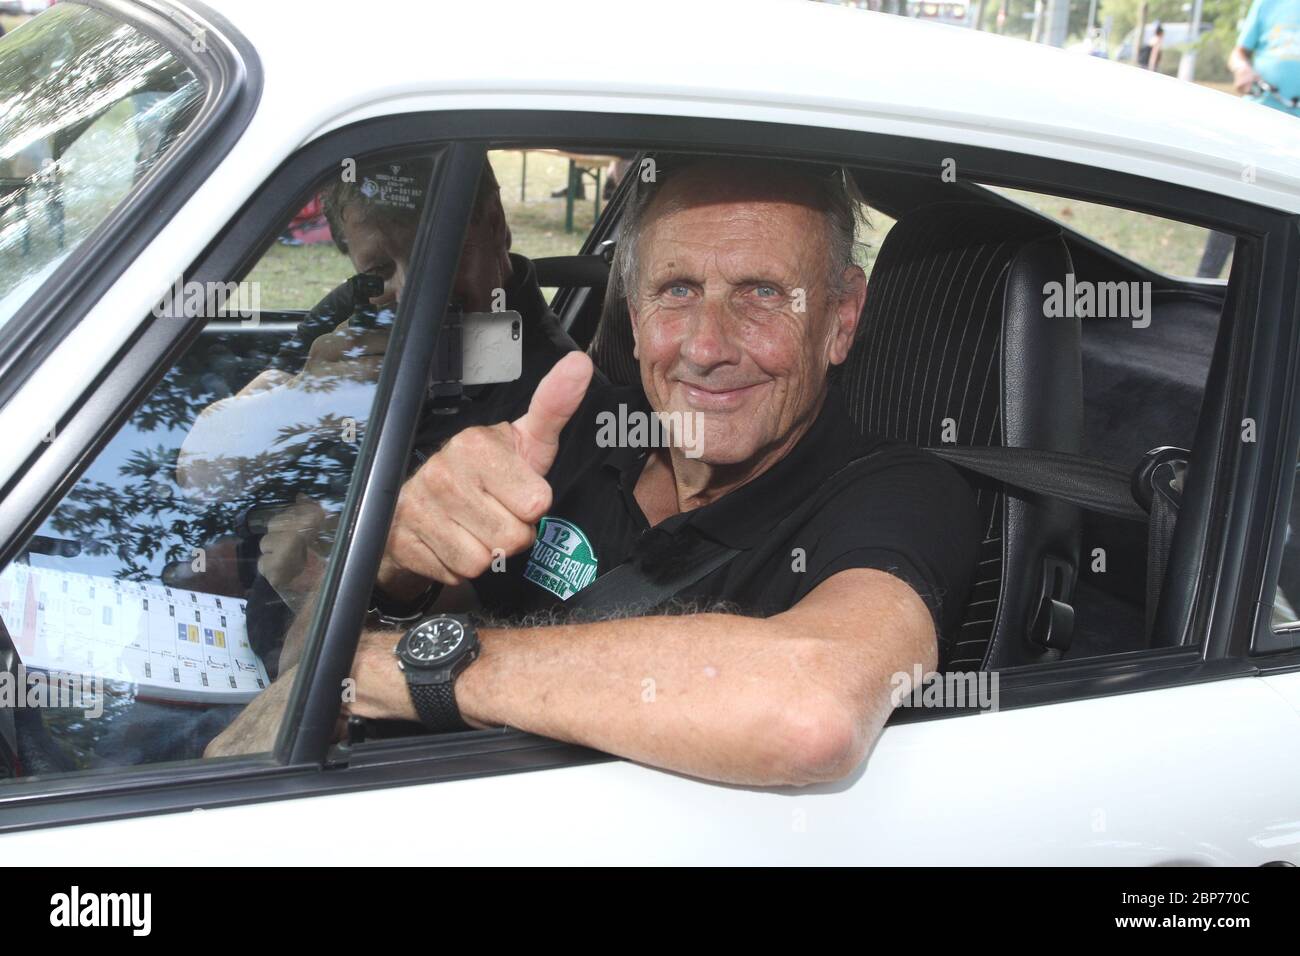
680, 297, 741, 371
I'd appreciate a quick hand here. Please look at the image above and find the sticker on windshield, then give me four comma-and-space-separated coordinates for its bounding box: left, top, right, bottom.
524, 517, 598, 601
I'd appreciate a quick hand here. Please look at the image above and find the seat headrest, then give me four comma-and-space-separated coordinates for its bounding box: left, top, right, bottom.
841, 200, 1072, 449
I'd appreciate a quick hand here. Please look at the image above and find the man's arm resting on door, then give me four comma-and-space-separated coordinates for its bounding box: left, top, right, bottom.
348, 566, 936, 787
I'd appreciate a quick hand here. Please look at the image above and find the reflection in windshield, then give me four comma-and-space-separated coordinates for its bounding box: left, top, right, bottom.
0, 4, 203, 329
15, 325, 375, 773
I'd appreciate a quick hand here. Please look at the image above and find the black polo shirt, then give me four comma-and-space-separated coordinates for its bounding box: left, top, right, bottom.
472, 384, 981, 654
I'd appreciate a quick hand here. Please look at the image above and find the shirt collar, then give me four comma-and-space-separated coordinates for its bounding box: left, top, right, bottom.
599, 387, 859, 550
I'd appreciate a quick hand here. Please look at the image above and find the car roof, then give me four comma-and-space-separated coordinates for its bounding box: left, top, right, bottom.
190, 0, 1300, 213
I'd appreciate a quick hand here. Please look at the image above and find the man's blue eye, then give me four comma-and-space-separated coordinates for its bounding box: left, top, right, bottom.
668, 285, 690, 297
755, 286, 778, 297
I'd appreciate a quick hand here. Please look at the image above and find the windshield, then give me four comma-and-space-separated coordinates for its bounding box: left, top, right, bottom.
0, 3, 205, 329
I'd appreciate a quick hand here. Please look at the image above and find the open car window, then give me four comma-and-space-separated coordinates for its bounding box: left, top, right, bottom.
984, 184, 1234, 281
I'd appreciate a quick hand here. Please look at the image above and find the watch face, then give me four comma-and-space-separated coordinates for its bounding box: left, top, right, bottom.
404, 618, 465, 665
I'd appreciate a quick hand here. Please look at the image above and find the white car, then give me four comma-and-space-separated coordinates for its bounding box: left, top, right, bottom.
0, 0, 1298, 865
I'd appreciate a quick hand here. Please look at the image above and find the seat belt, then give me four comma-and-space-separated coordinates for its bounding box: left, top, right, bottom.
924, 446, 1147, 521
924, 444, 1186, 640
562, 534, 741, 615
564, 455, 894, 614
565, 443, 1182, 642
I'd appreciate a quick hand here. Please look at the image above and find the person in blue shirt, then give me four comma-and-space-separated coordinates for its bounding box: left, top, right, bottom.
1230, 0, 1300, 117
1200, 0, 1300, 276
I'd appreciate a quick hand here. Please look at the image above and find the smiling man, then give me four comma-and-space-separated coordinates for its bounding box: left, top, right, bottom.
333, 156, 983, 786
212, 156, 981, 785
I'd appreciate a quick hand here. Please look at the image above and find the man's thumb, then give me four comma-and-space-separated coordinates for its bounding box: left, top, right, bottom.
511, 351, 594, 475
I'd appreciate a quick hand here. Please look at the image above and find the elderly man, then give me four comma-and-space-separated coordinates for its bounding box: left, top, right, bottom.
321, 156, 979, 787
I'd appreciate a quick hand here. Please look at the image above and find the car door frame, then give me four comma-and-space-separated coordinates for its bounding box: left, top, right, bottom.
2, 108, 1298, 835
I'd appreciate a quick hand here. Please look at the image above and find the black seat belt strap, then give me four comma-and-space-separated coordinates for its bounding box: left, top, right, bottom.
924, 446, 1148, 521
1146, 486, 1178, 636
563, 443, 1182, 636
563, 539, 741, 614
925, 444, 1186, 641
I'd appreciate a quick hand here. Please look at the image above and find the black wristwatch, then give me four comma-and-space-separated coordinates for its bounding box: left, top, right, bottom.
395, 614, 480, 733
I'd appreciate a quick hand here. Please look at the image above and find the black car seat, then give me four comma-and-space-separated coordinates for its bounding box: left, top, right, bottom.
840, 201, 1082, 670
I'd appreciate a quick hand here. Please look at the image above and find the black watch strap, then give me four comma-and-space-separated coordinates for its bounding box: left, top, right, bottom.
407, 679, 469, 733
368, 582, 437, 628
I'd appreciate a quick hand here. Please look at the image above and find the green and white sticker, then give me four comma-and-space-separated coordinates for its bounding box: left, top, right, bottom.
524, 517, 598, 601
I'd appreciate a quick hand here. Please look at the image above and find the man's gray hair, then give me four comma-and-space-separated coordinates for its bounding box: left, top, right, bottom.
612, 155, 866, 305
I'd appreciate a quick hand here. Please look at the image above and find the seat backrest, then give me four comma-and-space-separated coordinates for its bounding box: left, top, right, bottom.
841, 201, 1082, 669
589, 275, 640, 388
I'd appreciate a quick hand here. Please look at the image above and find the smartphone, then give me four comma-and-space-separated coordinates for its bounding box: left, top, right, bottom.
432, 310, 523, 387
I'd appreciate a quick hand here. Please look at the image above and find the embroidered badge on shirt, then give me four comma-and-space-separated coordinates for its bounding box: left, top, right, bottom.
524, 517, 598, 601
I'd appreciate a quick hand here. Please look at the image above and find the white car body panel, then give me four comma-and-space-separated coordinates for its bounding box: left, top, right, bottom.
1, 0, 1298, 862
5, 672, 1299, 864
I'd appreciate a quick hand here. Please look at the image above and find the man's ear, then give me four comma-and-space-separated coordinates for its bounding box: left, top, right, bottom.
827, 264, 867, 367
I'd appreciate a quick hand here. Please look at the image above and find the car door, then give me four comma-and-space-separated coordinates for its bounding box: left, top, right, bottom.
3, 95, 1300, 864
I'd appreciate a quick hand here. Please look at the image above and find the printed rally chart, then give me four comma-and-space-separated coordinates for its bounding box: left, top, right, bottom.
0, 563, 268, 704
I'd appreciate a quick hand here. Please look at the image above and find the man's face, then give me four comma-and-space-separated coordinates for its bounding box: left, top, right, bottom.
342, 193, 510, 313
342, 206, 417, 310
628, 168, 865, 467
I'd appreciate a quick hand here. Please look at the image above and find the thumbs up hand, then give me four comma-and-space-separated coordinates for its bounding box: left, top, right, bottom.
377, 352, 595, 597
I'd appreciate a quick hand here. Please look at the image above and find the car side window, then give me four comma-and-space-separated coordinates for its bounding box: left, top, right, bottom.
489, 148, 627, 298
0, 150, 435, 779
985, 185, 1234, 280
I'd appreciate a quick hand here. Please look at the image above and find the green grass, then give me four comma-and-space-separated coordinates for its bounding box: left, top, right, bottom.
991, 186, 1228, 279
245, 241, 351, 310
492, 149, 606, 259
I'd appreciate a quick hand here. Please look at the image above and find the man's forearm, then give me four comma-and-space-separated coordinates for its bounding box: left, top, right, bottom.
277, 599, 315, 673
353, 610, 881, 787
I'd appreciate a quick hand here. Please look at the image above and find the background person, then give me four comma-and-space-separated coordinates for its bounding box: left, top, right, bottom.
1140, 22, 1165, 71
1201, 0, 1300, 276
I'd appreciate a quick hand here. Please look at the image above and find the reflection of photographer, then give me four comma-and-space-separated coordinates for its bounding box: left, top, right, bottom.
255, 495, 332, 613
178, 157, 577, 497
178, 155, 582, 687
